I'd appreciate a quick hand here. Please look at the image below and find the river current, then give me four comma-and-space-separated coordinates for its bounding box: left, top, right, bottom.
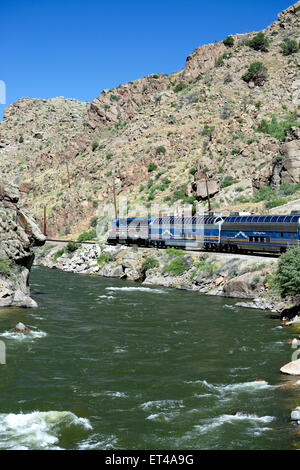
0, 266, 299, 450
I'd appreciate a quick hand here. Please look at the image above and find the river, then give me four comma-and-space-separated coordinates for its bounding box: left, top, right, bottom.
0, 266, 299, 450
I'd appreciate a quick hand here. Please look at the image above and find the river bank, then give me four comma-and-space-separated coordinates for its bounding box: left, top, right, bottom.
35, 242, 285, 312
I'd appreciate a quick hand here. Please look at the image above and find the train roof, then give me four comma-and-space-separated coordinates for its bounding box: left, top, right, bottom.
224, 215, 300, 223
151, 215, 223, 224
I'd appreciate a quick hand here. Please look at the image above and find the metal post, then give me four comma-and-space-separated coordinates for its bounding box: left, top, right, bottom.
43, 206, 47, 236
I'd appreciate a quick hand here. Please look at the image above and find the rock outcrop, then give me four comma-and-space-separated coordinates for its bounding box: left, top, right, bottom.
0, 180, 45, 307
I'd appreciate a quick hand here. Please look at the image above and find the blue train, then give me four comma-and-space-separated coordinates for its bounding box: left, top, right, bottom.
107, 212, 300, 254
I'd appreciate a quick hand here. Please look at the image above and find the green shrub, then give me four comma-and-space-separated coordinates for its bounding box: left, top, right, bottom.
221, 175, 238, 188
166, 247, 185, 257
242, 62, 267, 86
256, 113, 299, 141
148, 162, 157, 172
223, 35, 234, 47
275, 247, 300, 297
174, 82, 187, 93
156, 146, 166, 156
77, 229, 97, 242
0, 258, 11, 276
53, 248, 65, 261
246, 32, 269, 52
142, 256, 159, 272
66, 241, 77, 253
280, 38, 299, 56
97, 252, 109, 268
164, 257, 189, 275
19, 135, 24, 143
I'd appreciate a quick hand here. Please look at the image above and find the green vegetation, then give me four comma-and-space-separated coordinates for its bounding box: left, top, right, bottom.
196, 257, 217, 276
19, 135, 24, 143
275, 247, 300, 297
97, 252, 109, 268
256, 113, 299, 141
66, 241, 77, 253
166, 247, 185, 257
164, 257, 189, 276
173, 82, 187, 93
280, 38, 299, 56
215, 52, 232, 67
253, 182, 300, 208
53, 248, 65, 261
246, 32, 269, 52
0, 258, 11, 276
220, 175, 238, 188
242, 62, 267, 85
148, 162, 157, 172
91, 141, 98, 152
156, 146, 166, 156
77, 228, 97, 242
223, 35, 234, 47
142, 256, 159, 272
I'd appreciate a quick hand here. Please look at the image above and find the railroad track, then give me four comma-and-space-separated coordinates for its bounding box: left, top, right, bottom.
45, 239, 278, 260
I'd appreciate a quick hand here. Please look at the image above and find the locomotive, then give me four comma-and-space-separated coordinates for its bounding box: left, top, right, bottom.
107, 212, 300, 254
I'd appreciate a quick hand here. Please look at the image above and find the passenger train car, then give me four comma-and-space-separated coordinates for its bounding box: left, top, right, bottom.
107, 213, 300, 254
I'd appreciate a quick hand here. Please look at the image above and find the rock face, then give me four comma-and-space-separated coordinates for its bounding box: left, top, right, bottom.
0, 180, 45, 307
280, 128, 300, 183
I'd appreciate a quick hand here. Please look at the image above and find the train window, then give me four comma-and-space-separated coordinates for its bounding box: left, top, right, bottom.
266, 237, 270, 242
254, 237, 259, 242
249, 236, 253, 242
281, 232, 284, 238
260, 237, 264, 243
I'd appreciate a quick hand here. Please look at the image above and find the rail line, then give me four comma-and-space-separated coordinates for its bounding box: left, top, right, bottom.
45, 238, 279, 259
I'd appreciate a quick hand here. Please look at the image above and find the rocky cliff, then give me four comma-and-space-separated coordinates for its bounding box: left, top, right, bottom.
0, 2, 300, 238
0, 180, 45, 307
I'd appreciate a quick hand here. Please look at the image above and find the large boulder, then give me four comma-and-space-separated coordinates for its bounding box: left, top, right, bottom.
280, 359, 300, 376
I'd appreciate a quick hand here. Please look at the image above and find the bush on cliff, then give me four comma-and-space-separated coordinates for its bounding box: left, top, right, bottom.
0, 258, 11, 276
280, 38, 299, 56
164, 256, 189, 276
242, 62, 268, 86
142, 256, 159, 272
256, 113, 299, 141
246, 32, 269, 52
275, 247, 300, 297
223, 35, 234, 47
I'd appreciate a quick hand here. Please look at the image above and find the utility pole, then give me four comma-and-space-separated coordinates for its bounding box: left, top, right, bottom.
43, 206, 47, 237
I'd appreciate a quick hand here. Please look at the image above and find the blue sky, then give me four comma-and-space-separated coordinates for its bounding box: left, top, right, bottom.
0, 0, 293, 119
